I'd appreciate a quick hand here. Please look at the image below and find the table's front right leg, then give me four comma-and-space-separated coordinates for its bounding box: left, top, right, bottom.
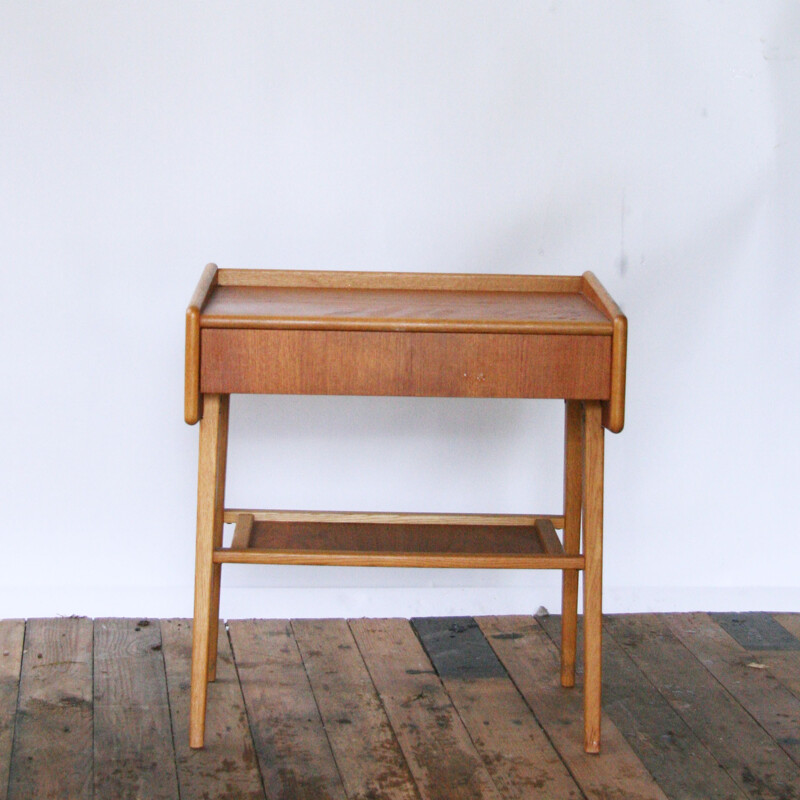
582, 400, 604, 754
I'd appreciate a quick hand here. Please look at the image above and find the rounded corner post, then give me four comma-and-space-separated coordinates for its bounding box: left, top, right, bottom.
185, 306, 202, 425
185, 264, 219, 426
604, 312, 627, 434
580, 272, 627, 435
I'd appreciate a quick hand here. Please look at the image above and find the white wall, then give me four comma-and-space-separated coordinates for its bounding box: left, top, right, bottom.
2, 2, 798, 618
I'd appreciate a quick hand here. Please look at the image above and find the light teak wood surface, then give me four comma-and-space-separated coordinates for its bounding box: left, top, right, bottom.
200, 328, 612, 400
186, 266, 627, 429
561, 399, 584, 688
184, 262, 218, 424
200, 285, 611, 332
185, 266, 627, 754
581, 401, 604, 754
214, 516, 581, 570
189, 393, 228, 748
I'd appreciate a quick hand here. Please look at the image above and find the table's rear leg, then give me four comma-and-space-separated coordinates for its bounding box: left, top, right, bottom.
560, 400, 583, 687
582, 400, 604, 753
190, 393, 228, 749
207, 395, 229, 682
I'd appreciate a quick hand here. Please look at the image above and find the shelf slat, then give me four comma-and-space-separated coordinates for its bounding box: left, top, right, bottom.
223, 509, 565, 529
213, 549, 584, 569
213, 518, 584, 570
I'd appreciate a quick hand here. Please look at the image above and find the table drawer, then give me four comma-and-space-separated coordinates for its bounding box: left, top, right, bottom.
200, 328, 611, 399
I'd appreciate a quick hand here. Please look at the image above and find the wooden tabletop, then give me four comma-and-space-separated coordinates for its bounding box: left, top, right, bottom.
189, 266, 620, 331
185, 265, 627, 431
200, 285, 612, 334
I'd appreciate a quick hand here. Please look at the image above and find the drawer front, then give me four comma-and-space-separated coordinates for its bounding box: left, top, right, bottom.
200, 328, 611, 399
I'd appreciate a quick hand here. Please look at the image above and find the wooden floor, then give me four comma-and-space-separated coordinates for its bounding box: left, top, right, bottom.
1, 613, 799, 799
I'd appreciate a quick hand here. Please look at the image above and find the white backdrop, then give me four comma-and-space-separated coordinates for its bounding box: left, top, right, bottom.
2, 2, 798, 618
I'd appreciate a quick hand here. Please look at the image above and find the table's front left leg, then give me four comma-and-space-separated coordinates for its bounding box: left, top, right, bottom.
582, 400, 604, 754
190, 392, 228, 749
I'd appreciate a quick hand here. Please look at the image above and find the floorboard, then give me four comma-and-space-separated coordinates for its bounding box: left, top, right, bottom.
742, 615, 800, 703
539, 614, 747, 800
93, 618, 178, 800
0, 621, 24, 800
160, 619, 264, 800
3, 614, 799, 800
412, 616, 582, 799
774, 614, 800, 642
8, 617, 93, 800
712, 613, 800, 652
228, 618, 346, 800
350, 617, 502, 800
605, 614, 800, 800
292, 618, 421, 800
478, 615, 670, 800
667, 613, 800, 769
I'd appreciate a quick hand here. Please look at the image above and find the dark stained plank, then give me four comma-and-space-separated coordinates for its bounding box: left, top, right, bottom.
711, 613, 800, 652
349, 617, 502, 800
228, 619, 346, 800
0, 621, 25, 800
160, 619, 264, 800
667, 613, 800, 769
292, 618, 421, 800
477, 615, 670, 800
606, 614, 800, 800
8, 617, 93, 800
93, 619, 179, 799
412, 617, 582, 799
412, 618, 508, 680
539, 614, 747, 800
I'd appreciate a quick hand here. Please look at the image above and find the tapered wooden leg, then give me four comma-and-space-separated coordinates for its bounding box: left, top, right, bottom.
582, 400, 604, 753
561, 400, 583, 687
190, 393, 228, 749
206, 395, 229, 682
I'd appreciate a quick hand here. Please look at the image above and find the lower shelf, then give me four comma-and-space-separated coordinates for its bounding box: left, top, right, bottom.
213, 510, 584, 570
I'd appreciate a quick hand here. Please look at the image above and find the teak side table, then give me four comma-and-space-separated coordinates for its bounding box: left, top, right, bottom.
185, 264, 627, 753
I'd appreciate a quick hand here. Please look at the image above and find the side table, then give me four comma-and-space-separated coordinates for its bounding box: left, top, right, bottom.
185, 264, 627, 753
